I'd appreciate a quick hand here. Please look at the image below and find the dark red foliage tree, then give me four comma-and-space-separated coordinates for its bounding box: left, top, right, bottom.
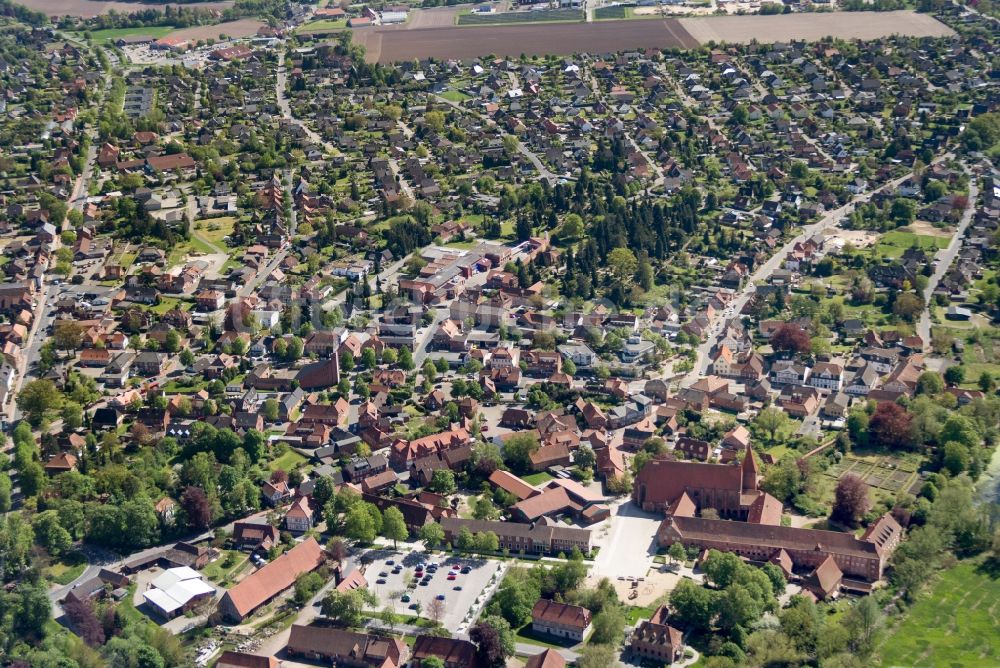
270, 469, 289, 484
327, 537, 348, 564
470, 620, 505, 668
181, 485, 212, 530
101, 605, 121, 640
868, 401, 914, 450
832, 473, 872, 526
770, 323, 811, 355
64, 595, 105, 647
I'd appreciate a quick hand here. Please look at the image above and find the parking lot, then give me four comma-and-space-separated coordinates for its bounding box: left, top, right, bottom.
365, 551, 505, 632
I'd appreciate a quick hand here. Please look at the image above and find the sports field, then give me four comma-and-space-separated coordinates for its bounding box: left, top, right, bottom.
75, 26, 176, 44
879, 560, 1000, 667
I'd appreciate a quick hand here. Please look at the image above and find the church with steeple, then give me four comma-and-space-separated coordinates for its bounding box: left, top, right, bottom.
633, 445, 781, 525
634, 445, 903, 589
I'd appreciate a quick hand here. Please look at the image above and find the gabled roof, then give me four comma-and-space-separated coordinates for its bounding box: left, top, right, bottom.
221, 538, 323, 618
524, 648, 567, 668
531, 599, 591, 630
489, 470, 540, 502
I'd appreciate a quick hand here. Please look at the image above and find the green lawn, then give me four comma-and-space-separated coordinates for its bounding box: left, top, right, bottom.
163, 234, 224, 267
515, 623, 579, 649
194, 216, 236, 247
594, 5, 665, 19
269, 449, 307, 472
624, 605, 656, 625
75, 26, 176, 45
161, 378, 208, 394
440, 90, 471, 103
202, 550, 250, 585
150, 296, 187, 315
44, 552, 87, 585
876, 231, 950, 259
522, 472, 554, 486
295, 18, 348, 32
878, 559, 1000, 667
457, 9, 581, 25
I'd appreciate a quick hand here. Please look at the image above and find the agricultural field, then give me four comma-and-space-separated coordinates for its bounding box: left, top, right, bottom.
166, 18, 265, 42
14, 0, 232, 17
356, 18, 698, 63
879, 559, 1000, 667
679, 10, 953, 45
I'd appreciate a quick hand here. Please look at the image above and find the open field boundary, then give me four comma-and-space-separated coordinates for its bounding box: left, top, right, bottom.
357, 9, 954, 63
679, 10, 954, 45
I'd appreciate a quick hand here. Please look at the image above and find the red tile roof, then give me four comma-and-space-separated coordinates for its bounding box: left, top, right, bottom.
221, 537, 323, 618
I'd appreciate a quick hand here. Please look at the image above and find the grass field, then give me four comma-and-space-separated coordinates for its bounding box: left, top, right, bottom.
457, 9, 581, 25
45, 552, 88, 585
515, 623, 579, 648
439, 89, 471, 103
876, 230, 950, 259
194, 216, 236, 246
594, 5, 627, 19
594, 5, 662, 20
879, 559, 1000, 667
167, 235, 221, 267
75, 26, 176, 45
296, 18, 347, 32
202, 550, 250, 585
522, 471, 554, 486
960, 335, 1000, 388
269, 449, 307, 473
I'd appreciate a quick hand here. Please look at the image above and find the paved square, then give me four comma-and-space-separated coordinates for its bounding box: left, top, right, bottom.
590, 503, 662, 580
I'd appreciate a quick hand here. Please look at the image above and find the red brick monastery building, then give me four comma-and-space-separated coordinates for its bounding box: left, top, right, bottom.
634, 447, 902, 595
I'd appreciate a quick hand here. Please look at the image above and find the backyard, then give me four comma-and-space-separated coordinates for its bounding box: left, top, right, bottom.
268, 448, 308, 473
201, 550, 251, 586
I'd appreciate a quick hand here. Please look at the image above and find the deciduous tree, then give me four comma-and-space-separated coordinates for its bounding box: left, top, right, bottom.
832, 474, 871, 526
770, 323, 811, 355
381, 506, 407, 548
868, 402, 913, 450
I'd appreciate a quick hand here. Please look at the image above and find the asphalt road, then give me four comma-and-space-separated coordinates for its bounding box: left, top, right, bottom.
917, 173, 979, 344
681, 154, 955, 386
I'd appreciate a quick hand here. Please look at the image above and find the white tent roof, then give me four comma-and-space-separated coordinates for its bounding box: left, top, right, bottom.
144, 567, 215, 614
151, 566, 201, 591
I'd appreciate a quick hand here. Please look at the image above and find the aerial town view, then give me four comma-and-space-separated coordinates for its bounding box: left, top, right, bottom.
0, 0, 998, 664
